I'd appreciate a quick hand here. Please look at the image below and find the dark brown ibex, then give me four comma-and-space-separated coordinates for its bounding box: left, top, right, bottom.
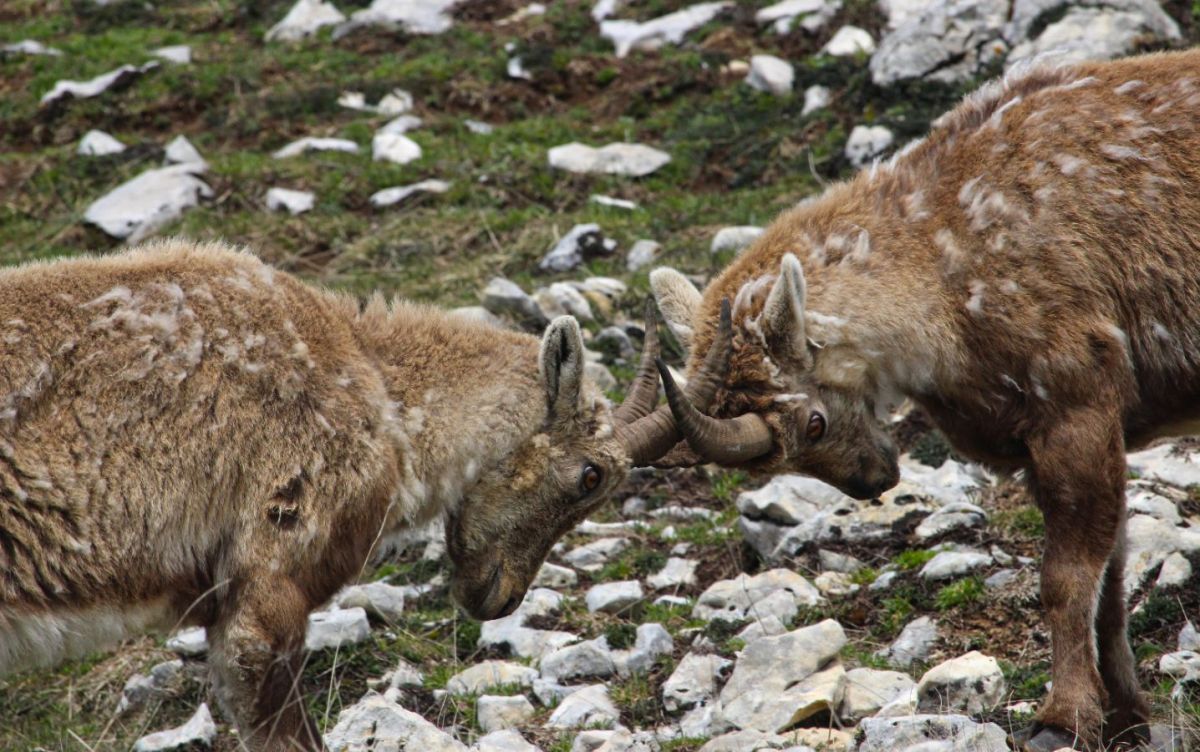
652, 49, 1200, 750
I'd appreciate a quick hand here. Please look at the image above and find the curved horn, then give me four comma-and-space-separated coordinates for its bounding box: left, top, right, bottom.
656, 358, 773, 465
613, 300, 661, 424
685, 298, 734, 410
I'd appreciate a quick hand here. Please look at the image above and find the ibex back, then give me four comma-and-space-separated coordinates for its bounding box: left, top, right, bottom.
651, 48, 1200, 751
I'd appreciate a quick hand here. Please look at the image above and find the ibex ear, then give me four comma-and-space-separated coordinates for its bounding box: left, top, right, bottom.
762, 253, 811, 368
650, 267, 702, 354
540, 316, 585, 420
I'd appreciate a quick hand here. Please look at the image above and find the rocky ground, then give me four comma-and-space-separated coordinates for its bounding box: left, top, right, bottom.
2, 1, 1200, 750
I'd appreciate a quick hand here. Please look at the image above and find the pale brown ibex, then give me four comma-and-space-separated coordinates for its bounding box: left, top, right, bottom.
0, 239, 700, 750
651, 48, 1200, 750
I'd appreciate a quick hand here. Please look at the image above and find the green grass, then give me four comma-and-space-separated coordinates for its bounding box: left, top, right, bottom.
893, 549, 937, 571
992, 505, 1046, 539
934, 576, 984, 611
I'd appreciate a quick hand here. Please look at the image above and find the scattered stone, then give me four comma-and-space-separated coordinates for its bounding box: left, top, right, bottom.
447, 661, 538, 695
756, 0, 841, 33
879, 0, 925, 28
266, 0, 346, 41
870, 0, 1008, 86
1124, 513, 1200, 593
84, 163, 211, 243
41, 62, 158, 107
1161, 650, 1200, 683
876, 615, 939, 668
336, 581, 406, 621
163, 135, 205, 167
984, 568, 1017, 590
538, 223, 618, 273
914, 502, 988, 541
273, 137, 359, 158
591, 194, 639, 210
649, 504, 716, 522
267, 187, 316, 215
133, 703, 217, 752
818, 550, 864, 573
326, 693, 466, 751
535, 282, 594, 321
1156, 552, 1192, 589
802, 84, 831, 116
1127, 483, 1181, 524
380, 659, 424, 689
506, 55, 532, 81
306, 607, 371, 650
612, 623, 674, 677
379, 114, 424, 134
372, 132, 422, 164
697, 730, 785, 752
694, 569, 823, 623
822, 25, 875, 56
845, 125, 894, 168
626, 239, 661, 272
449, 306, 504, 327
1181, 622, 1200, 652
856, 714, 1009, 752
576, 518, 640, 536
563, 537, 631, 572
370, 178, 449, 208
870, 570, 898, 591
919, 549, 992, 580
647, 557, 698, 590
2, 39, 62, 56
546, 684, 620, 729
534, 562, 578, 589
814, 571, 859, 598
78, 129, 126, 156
839, 668, 917, 723
475, 729, 540, 752
478, 600, 577, 660
464, 119, 494, 135
663, 653, 732, 711
477, 695, 535, 733
166, 626, 208, 656
340, 88, 412, 115
118, 659, 184, 713
540, 638, 617, 683
917, 651, 1005, 715
718, 620, 847, 732
482, 277, 548, 329
737, 614, 789, 645
548, 143, 671, 177
1005, 1, 1180, 71
710, 226, 764, 254
586, 581, 643, 614
746, 55, 793, 96
343, 0, 460, 35
600, 2, 731, 57
1127, 443, 1200, 488
152, 45, 191, 64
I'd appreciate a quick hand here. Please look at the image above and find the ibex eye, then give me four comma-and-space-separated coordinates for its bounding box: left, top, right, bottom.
580, 464, 602, 493
806, 412, 826, 441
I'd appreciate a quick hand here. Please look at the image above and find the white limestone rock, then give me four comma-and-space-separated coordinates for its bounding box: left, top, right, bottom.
548, 142, 671, 177
344, 0, 460, 35
875, 615, 939, 668
856, 714, 1009, 752
266, 0, 347, 41
475, 729, 540, 752
586, 581, 643, 614
736, 614, 789, 645
612, 623, 673, 677
273, 137, 359, 158
538, 223, 618, 273
626, 239, 661, 271
746, 55, 793, 96
41, 62, 158, 107
710, 226, 763, 254
813, 571, 859, 598
119, 659, 184, 713
163, 135, 205, 167
477, 695, 535, 733
534, 562, 578, 589
1180, 621, 1200, 652
693, 568, 823, 623
1005, 0, 1180, 71
152, 45, 191, 65
379, 114, 424, 134
306, 607, 371, 650
914, 502, 987, 541
78, 129, 126, 156
165, 626, 208, 656
84, 163, 211, 243
802, 85, 831, 116
340, 88, 412, 115
919, 549, 992, 580
600, 2, 731, 58
540, 638, 617, 683
590, 194, 638, 210
3, 39, 63, 56
718, 620, 847, 732
1127, 443, 1200, 487
481, 277, 547, 328
755, 0, 840, 33
326, 694, 467, 751
845, 125, 894, 168
838, 668, 916, 723
370, 178, 449, 208
818, 550, 864, 573
916, 651, 1006, 715
821, 25, 874, 56
563, 537, 631, 572
869, 0, 1008, 87
663, 653, 732, 711
546, 684, 620, 729
372, 132, 422, 164
133, 703, 216, 752
478, 590, 577, 660
535, 283, 594, 322
266, 187, 316, 215
447, 660, 538, 695
1156, 552, 1193, 589
1125, 513, 1200, 593
647, 557, 698, 590
1161, 650, 1200, 683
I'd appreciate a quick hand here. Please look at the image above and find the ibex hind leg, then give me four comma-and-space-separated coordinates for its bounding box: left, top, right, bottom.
209, 577, 323, 751
1095, 527, 1152, 748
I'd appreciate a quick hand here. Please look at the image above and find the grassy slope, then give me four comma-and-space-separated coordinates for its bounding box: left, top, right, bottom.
2, 1, 1199, 749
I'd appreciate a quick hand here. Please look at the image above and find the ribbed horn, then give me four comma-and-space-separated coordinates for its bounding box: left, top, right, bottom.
656, 358, 773, 465
613, 300, 661, 424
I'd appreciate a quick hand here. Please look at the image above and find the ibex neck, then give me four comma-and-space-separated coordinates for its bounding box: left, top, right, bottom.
350, 299, 545, 527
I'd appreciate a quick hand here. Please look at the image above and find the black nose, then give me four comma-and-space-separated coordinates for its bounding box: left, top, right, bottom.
496, 593, 521, 618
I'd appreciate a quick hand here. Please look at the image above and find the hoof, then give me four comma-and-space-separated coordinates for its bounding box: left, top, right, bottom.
1013, 724, 1087, 752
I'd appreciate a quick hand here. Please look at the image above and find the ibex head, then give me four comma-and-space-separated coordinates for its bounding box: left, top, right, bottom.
447, 304, 683, 620
651, 255, 900, 500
